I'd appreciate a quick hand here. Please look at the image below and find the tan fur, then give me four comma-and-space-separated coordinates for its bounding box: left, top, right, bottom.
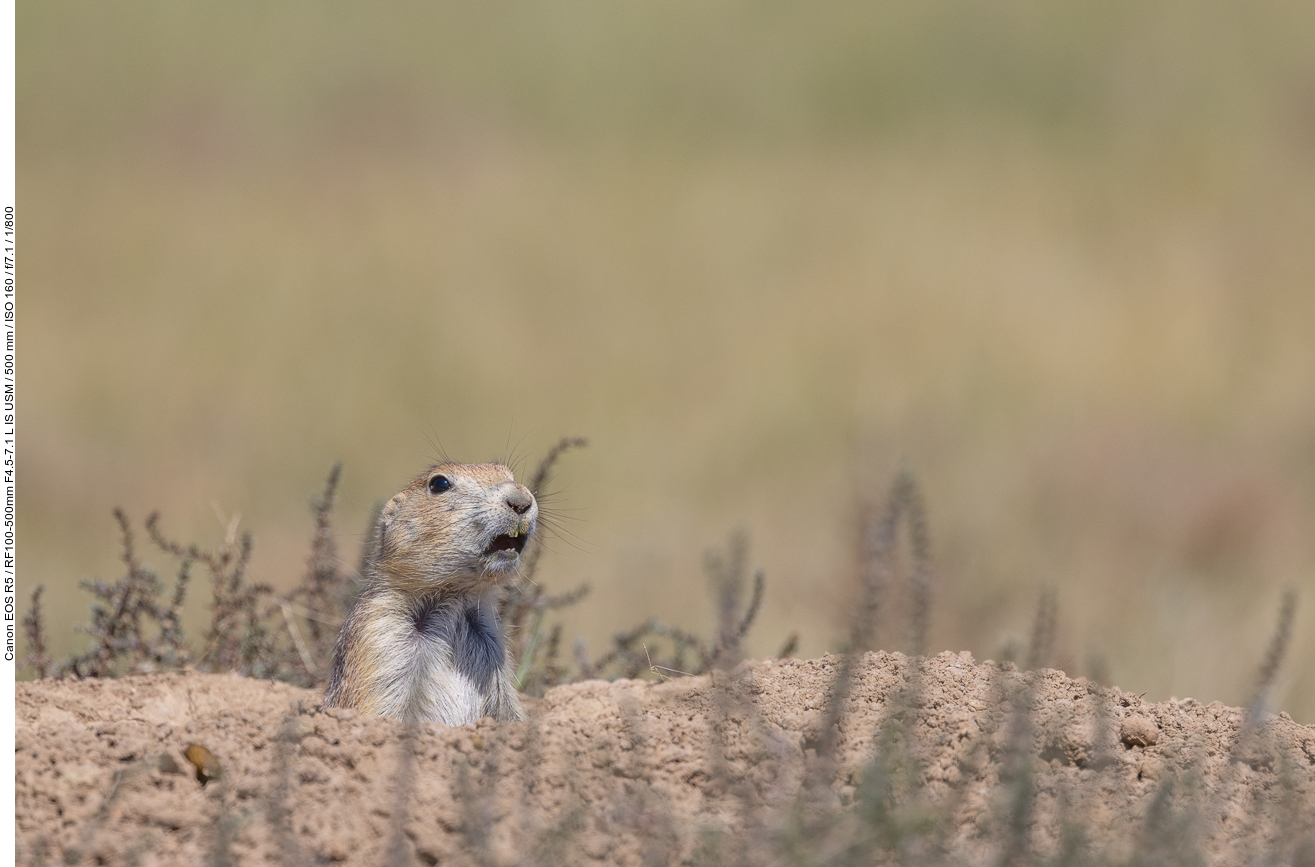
322, 463, 535, 725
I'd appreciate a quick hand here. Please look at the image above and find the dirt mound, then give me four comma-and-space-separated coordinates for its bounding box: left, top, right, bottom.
16, 652, 1315, 865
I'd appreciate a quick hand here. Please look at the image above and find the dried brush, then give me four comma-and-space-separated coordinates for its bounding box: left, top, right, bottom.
286, 463, 352, 671
145, 509, 283, 677
814, 468, 936, 770
21, 585, 51, 679
1248, 587, 1297, 715
58, 509, 194, 678
502, 437, 592, 695
1025, 589, 1057, 673
573, 532, 767, 682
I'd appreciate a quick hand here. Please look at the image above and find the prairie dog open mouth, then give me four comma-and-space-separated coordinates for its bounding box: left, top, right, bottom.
485, 533, 528, 557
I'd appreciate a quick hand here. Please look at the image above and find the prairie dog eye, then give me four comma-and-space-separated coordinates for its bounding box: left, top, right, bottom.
428, 475, 451, 494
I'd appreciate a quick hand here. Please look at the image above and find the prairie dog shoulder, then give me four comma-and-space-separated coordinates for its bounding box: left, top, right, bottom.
322, 462, 537, 725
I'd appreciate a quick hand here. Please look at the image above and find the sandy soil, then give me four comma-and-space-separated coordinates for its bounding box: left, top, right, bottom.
16, 651, 1315, 866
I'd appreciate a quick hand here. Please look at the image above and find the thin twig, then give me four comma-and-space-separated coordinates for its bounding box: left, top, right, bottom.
279, 600, 317, 675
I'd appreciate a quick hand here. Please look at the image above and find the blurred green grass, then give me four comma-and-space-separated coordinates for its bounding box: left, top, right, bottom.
19, 1, 1315, 717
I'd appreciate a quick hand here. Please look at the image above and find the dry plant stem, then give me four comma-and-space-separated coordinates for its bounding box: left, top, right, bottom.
22, 585, 50, 679
266, 710, 308, 867
103, 510, 146, 671
514, 714, 547, 867
1229, 589, 1299, 773
836, 655, 938, 865
386, 723, 419, 867
1249, 587, 1297, 714
996, 674, 1038, 867
279, 600, 317, 674
728, 683, 780, 867
506, 580, 591, 694
1046, 788, 1089, 867
516, 727, 591, 867
801, 466, 940, 815
527, 436, 588, 496
205, 780, 239, 867
1205, 588, 1304, 846
811, 656, 858, 783
616, 704, 680, 867
64, 510, 196, 677
45, 467, 368, 684
1085, 678, 1117, 773
66, 760, 142, 865
815, 470, 935, 776
894, 469, 934, 659
856, 500, 890, 652
455, 749, 500, 867
146, 511, 271, 675
582, 617, 707, 680
1026, 589, 1057, 672
708, 536, 764, 669
82, 511, 153, 675
578, 533, 769, 682
500, 437, 590, 693
1127, 770, 1204, 867
157, 559, 192, 663
707, 530, 748, 669
846, 712, 904, 862
856, 466, 934, 657
289, 462, 348, 667
529, 792, 585, 867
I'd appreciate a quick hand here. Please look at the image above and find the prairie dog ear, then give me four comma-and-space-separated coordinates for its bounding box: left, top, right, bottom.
379, 491, 406, 526
376, 492, 407, 558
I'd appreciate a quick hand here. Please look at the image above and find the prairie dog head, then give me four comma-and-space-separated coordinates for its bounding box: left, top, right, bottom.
374, 462, 538, 593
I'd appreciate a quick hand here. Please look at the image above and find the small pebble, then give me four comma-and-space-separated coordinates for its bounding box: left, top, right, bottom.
1121, 715, 1159, 748
183, 744, 222, 785
157, 753, 185, 776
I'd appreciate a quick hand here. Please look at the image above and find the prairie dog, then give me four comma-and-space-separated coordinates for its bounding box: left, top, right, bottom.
322, 463, 536, 725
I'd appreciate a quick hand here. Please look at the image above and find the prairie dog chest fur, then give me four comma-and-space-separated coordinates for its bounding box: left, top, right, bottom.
322, 462, 537, 725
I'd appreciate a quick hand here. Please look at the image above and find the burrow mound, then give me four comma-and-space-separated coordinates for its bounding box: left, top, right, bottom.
17, 651, 1315, 865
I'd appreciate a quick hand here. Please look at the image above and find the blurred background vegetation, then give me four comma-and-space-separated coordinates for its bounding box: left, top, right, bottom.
18, 1, 1315, 718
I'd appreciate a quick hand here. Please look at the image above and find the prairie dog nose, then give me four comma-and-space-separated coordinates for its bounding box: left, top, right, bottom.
505, 485, 534, 515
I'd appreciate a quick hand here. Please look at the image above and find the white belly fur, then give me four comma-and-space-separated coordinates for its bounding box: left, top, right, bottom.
352, 595, 504, 726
